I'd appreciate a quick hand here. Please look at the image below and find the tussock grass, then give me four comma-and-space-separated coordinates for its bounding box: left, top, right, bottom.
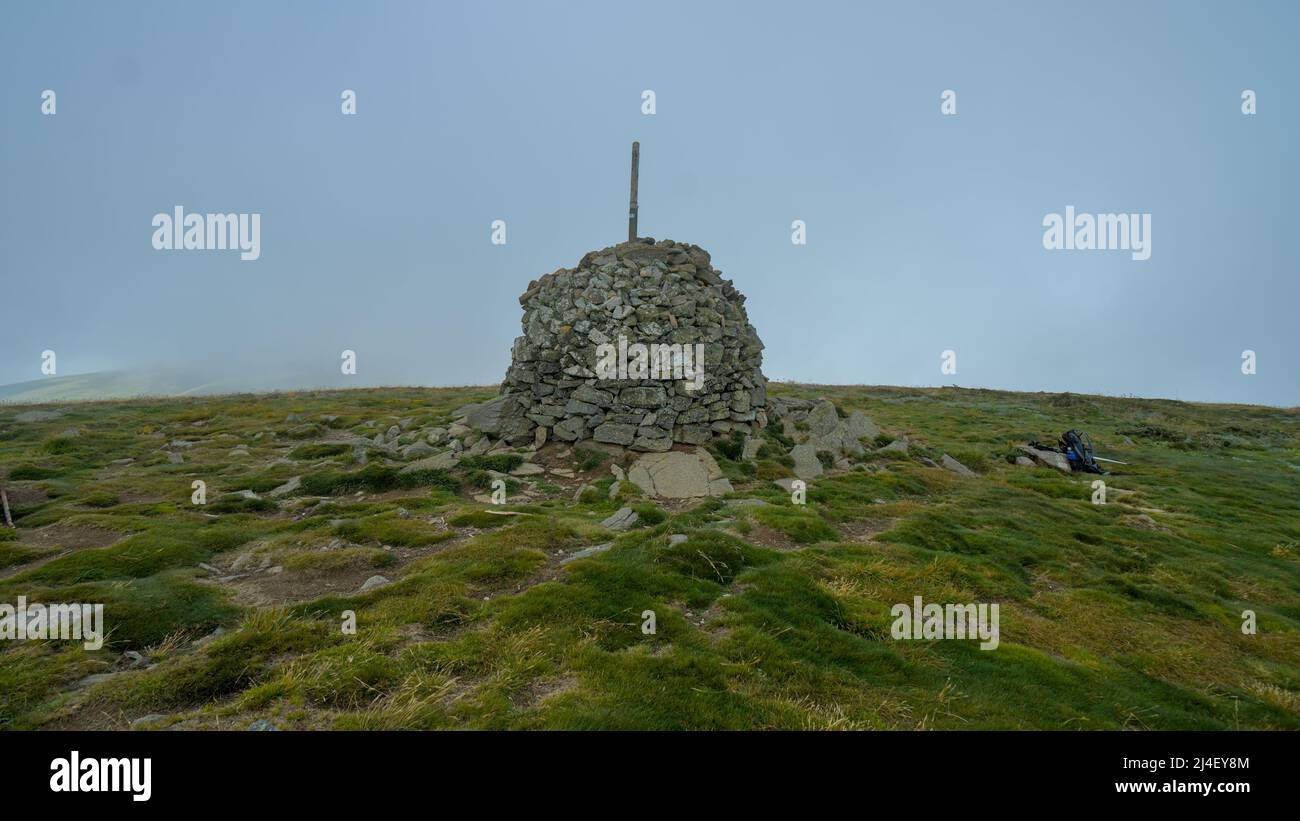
0, 384, 1296, 730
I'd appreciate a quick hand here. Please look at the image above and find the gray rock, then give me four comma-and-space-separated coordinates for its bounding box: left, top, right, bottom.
593, 422, 637, 445
940, 454, 977, 477
561, 542, 613, 564
358, 575, 390, 593
844, 410, 880, 442
627, 449, 733, 498
426, 427, 449, 445
620, 386, 667, 408
600, 507, 640, 530
1020, 445, 1072, 473
553, 417, 587, 442
790, 443, 824, 481
879, 436, 910, 454
572, 384, 614, 406
806, 400, 841, 438
466, 396, 532, 439
268, 476, 301, 497
399, 451, 458, 473
401, 441, 438, 458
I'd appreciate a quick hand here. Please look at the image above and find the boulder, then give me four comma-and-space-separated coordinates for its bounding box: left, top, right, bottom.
600, 507, 640, 530
789, 443, 823, 481
940, 454, 977, 477
627, 449, 733, 498
466, 396, 533, 442
1020, 445, 1072, 473
398, 451, 458, 473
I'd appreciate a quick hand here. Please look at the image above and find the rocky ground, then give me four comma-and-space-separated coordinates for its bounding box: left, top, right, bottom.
1, 384, 1298, 730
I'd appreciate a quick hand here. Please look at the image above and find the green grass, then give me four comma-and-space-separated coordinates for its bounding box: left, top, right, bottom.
334, 516, 454, 547
0, 383, 1297, 730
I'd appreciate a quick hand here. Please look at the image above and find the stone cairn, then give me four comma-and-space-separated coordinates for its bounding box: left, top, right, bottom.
466, 237, 768, 452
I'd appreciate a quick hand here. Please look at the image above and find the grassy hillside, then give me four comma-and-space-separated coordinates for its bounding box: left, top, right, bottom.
1, 385, 1297, 730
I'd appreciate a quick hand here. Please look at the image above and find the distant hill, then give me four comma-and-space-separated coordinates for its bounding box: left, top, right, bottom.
0, 368, 393, 404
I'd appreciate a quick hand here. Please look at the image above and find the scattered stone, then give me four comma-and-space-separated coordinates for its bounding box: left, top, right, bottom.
668, 533, 689, 545
268, 476, 301, 497
1019, 445, 1071, 473
844, 410, 880, 442
879, 436, 910, 454
247, 720, 280, 731
401, 441, 438, 458
789, 443, 823, 481
425, 426, 449, 445
398, 451, 458, 473
561, 542, 613, 564
358, 575, 390, 593
130, 714, 166, 729
741, 436, 762, 460
600, 507, 640, 530
1015, 456, 1035, 467
940, 454, 976, 477
510, 462, 545, 476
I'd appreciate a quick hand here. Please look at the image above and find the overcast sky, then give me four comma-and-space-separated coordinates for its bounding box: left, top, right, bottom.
2, 0, 1297, 405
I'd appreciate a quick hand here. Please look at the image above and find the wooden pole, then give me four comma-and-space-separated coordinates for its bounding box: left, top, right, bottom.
1, 486, 12, 529
628, 141, 639, 242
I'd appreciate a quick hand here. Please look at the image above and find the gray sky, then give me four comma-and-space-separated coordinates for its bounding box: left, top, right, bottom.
2, 0, 1297, 405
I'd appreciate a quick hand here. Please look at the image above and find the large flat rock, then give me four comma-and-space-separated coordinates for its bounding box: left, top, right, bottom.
627, 449, 733, 498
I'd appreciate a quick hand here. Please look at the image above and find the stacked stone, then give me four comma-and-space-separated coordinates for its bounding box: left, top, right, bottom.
485, 238, 768, 450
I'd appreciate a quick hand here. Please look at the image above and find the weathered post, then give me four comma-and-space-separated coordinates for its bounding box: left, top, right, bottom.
1, 485, 12, 529
628, 141, 639, 242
